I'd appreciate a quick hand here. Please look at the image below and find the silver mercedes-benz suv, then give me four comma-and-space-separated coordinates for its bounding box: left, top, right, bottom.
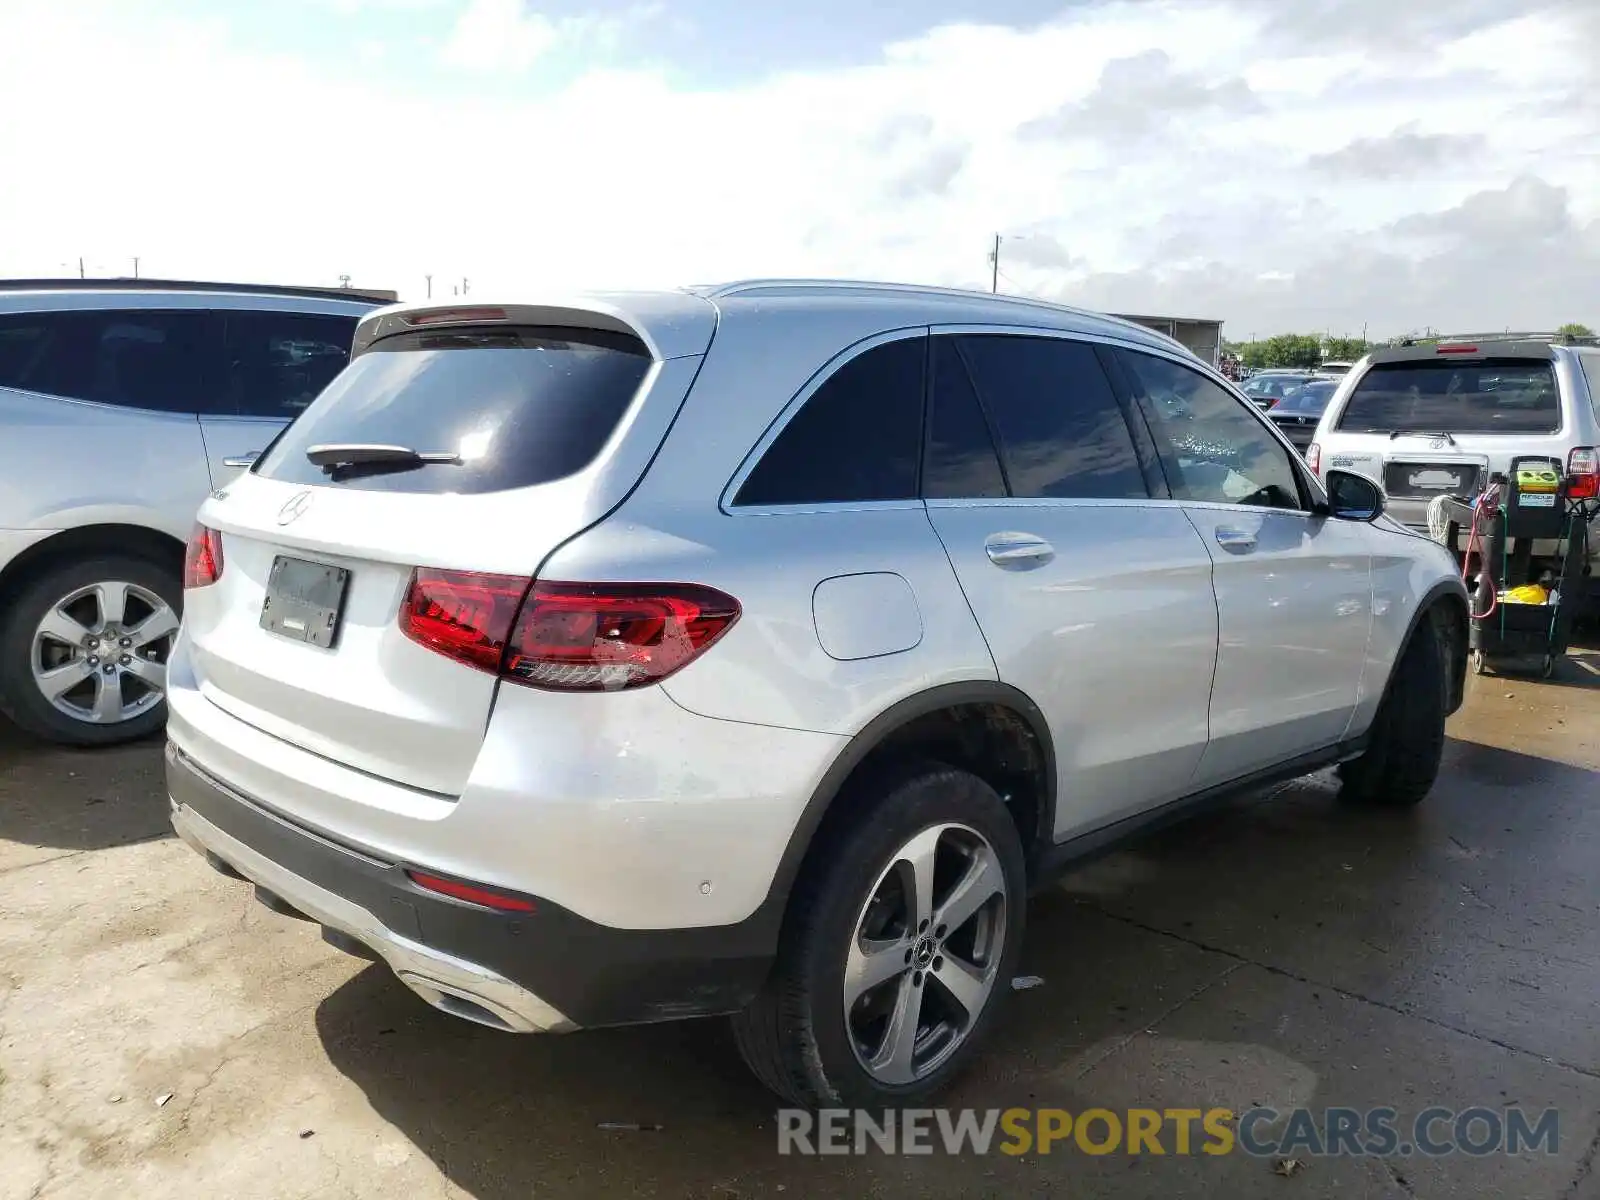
0, 279, 385, 745
166, 280, 1468, 1107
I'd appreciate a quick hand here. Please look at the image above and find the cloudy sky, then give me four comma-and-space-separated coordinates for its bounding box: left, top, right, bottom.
1, 0, 1596, 338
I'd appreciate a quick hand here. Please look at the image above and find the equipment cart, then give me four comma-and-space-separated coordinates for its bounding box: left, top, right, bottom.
1432, 456, 1598, 679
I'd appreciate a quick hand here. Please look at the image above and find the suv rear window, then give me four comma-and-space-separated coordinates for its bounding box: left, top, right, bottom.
254, 326, 652, 494
1336, 358, 1560, 435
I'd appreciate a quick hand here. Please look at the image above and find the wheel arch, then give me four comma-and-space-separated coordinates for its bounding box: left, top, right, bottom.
1393, 580, 1470, 717
0, 524, 187, 617
752, 681, 1057, 939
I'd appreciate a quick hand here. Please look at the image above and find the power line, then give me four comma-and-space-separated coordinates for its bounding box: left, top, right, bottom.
995, 268, 1045, 300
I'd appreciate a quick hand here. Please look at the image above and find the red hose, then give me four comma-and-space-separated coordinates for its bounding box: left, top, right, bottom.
1464, 488, 1499, 621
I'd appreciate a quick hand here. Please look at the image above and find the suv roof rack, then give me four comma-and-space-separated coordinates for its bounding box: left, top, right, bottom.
1418, 331, 1599, 347
0, 277, 398, 304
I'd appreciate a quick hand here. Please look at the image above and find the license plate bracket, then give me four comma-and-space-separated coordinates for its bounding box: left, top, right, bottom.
260, 556, 349, 649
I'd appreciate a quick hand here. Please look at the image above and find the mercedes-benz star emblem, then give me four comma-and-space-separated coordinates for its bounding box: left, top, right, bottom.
277, 490, 314, 525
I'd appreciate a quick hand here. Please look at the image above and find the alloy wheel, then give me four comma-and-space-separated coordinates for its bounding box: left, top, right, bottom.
30, 580, 179, 726
843, 821, 1008, 1086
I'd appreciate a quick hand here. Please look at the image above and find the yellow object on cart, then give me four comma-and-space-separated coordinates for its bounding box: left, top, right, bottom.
1515, 465, 1560, 493
1502, 583, 1550, 605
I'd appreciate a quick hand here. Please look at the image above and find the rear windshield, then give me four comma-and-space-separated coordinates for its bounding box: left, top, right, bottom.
1336, 357, 1559, 435
254, 326, 652, 494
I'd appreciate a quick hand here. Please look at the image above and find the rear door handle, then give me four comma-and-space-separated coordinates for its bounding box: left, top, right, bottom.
1214, 526, 1257, 552
985, 534, 1055, 565
222, 450, 261, 468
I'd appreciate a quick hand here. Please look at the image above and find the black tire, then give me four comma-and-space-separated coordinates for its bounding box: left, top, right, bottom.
0, 554, 182, 747
731, 759, 1028, 1108
1338, 612, 1448, 808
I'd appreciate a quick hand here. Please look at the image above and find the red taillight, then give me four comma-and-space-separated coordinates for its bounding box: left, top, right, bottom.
1437, 344, 1479, 354
184, 525, 224, 588
504, 582, 741, 692
399, 572, 740, 688
398, 569, 528, 672
1305, 442, 1321, 474
1569, 446, 1598, 499
406, 869, 535, 913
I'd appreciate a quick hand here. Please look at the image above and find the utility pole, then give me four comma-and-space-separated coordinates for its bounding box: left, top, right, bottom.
989, 234, 1000, 293
461, 277, 469, 296
78, 256, 85, 279
425, 274, 432, 299
132, 256, 140, 279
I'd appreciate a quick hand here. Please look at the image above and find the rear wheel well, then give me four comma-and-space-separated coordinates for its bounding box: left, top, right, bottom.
0, 525, 186, 614
797, 701, 1052, 890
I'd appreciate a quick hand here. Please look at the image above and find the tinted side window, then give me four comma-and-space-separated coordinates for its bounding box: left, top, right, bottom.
734, 336, 925, 506
0, 309, 220, 413
924, 337, 1006, 499
225, 311, 358, 419
1121, 351, 1303, 510
0, 314, 54, 391
957, 334, 1146, 500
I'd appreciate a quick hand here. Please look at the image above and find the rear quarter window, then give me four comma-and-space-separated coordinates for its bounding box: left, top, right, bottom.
254, 326, 652, 494
1579, 351, 1600, 423
1336, 358, 1559, 435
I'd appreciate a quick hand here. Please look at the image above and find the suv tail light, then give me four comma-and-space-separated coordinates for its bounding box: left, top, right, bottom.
399, 573, 741, 691
505, 582, 741, 691
1305, 442, 1321, 474
399, 569, 527, 672
1569, 446, 1598, 499
184, 525, 224, 588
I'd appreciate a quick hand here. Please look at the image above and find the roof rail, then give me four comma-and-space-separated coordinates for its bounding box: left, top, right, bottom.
0, 277, 398, 304
685, 278, 1200, 354
1426, 331, 1599, 346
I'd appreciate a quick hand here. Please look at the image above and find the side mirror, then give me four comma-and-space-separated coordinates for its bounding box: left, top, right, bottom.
1325, 469, 1384, 522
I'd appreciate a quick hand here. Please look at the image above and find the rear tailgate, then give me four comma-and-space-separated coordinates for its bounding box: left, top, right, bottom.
183, 311, 712, 796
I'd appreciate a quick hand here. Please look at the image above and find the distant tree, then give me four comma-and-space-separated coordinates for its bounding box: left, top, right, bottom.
1261, 333, 1323, 369
1557, 322, 1594, 339
1239, 341, 1270, 369
1322, 336, 1369, 361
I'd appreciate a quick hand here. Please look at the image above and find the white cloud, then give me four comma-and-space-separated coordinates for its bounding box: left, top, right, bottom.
440, 0, 562, 72
0, 0, 1595, 336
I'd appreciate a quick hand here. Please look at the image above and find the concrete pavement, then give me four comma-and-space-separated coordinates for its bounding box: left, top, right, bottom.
3, 644, 1600, 1199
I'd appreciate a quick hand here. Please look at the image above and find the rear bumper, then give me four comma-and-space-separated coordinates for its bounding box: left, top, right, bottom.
168, 741, 776, 1030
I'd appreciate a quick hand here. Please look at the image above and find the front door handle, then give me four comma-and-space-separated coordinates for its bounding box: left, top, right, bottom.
222, 450, 261, 468
1214, 526, 1257, 552
985, 533, 1055, 566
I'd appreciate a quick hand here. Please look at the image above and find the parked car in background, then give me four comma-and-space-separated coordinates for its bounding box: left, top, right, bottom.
1268, 378, 1338, 453
1319, 360, 1356, 376
1241, 370, 1325, 410
1309, 338, 1600, 612
0, 279, 384, 745
167, 279, 1468, 1108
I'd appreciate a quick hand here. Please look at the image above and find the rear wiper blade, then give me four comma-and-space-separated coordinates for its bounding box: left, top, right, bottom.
305, 443, 462, 473
1387, 430, 1457, 444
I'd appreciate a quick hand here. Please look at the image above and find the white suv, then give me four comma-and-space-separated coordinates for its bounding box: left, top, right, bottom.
0, 280, 384, 745
1307, 337, 1600, 612
167, 281, 1468, 1106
